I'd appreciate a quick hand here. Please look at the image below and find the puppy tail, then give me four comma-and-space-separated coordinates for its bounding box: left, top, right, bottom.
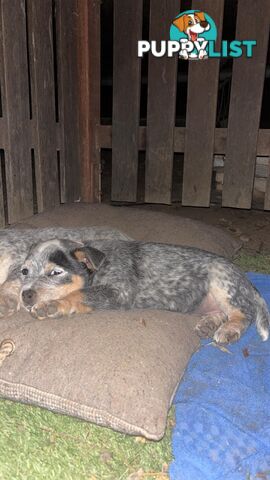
254, 289, 270, 341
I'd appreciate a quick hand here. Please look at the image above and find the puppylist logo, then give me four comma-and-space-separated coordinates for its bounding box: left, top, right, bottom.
170, 10, 216, 59
138, 9, 256, 60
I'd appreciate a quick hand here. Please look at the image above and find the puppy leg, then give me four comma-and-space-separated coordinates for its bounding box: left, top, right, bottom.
0, 254, 14, 285
207, 284, 251, 344
202, 276, 253, 344
30, 285, 122, 320
0, 255, 24, 316
0, 277, 22, 317
213, 310, 249, 344
195, 311, 228, 338
31, 290, 93, 320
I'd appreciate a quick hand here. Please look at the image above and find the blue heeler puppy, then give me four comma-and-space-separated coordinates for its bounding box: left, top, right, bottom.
17, 238, 270, 345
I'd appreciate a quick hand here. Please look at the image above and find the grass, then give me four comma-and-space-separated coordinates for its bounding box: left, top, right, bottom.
0, 399, 173, 480
1, 251, 269, 480
235, 252, 270, 274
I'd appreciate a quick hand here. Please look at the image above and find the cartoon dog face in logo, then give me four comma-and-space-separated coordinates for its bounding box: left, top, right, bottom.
172, 11, 210, 59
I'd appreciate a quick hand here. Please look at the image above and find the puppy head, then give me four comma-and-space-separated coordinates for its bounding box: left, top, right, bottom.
172, 12, 209, 36
20, 239, 106, 309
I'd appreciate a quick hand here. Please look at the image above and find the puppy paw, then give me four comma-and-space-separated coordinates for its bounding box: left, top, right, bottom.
30, 301, 64, 320
30, 297, 93, 320
0, 295, 19, 318
213, 323, 241, 344
195, 312, 227, 338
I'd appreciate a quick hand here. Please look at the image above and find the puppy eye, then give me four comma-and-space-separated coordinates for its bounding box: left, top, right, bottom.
188, 20, 193, 25
49, 269, 63, 276
21, 268, 29, 276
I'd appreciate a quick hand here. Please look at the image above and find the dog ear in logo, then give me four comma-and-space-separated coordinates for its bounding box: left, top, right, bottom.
194, 11, 210, 30
172, 14, 187, 32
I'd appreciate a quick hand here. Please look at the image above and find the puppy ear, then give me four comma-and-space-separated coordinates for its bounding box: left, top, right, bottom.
172, 15, 186, 32
72, 246, 106, 272
195, 11, 206, 22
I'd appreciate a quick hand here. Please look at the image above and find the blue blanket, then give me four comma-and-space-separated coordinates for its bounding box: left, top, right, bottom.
170, 273, 270, 480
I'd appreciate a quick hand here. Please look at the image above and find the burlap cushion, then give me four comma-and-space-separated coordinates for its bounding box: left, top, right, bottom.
0, 310, 199, 440
14, 203, 240, 258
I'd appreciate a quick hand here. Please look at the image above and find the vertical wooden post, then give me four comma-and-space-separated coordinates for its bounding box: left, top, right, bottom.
1, 0, 33, 223
111, 0, 143, 202
182, 0, 224, 207
57, 0, 82, 203
79, 0, 101, 203
222, 0, 270, 209
28, 0, 59, 212
145, 0, 178, 204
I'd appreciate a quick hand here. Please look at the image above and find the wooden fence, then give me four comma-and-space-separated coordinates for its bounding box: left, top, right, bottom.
96, 0, 270, 209
0, 0, 270, 227
0, 0, 99, 226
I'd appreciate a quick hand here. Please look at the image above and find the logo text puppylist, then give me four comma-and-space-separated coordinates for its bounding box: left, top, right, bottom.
138, 10, 256, 60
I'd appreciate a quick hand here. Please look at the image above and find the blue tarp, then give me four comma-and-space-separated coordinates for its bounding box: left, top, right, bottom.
170, 273, 270, 480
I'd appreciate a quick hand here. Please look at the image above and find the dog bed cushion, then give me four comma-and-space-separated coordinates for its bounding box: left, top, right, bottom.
0, 310, 199, 440
14, 203, 241, 258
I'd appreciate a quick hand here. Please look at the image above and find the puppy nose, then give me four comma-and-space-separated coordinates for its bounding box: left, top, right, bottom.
200, 20, 208, 28
22, 289, 37, 307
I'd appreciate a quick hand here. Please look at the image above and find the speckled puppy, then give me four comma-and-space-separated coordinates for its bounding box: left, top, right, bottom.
20, 238, 269, 344
0, 227, 130, 317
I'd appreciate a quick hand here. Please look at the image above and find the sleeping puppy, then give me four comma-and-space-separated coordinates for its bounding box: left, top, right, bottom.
18, 238, 270, 345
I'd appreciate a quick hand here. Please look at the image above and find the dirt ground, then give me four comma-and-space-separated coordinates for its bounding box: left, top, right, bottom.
131, 203, 270, 255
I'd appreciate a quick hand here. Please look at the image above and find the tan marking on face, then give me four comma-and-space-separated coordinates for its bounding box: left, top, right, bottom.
33, 274, 85, 304
0, 255, 13, 285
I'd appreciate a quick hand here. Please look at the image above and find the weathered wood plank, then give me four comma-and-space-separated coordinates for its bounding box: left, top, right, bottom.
222, 0, 270, 209
258, 130, 270, 158
1, 0, 33, 223
98, 125, 270, 158
263, 133, 270, 210
28, 0, 59, 212
0, 150, 6, 227
111, 0, 143, 202
0, 119, 5, 148
145, 0, 178, 204
80, 0, 101, 203
0, 10, 6, 227
182, 0, 224, 206
0, 0, 6, 124
56, 0, 81, 203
